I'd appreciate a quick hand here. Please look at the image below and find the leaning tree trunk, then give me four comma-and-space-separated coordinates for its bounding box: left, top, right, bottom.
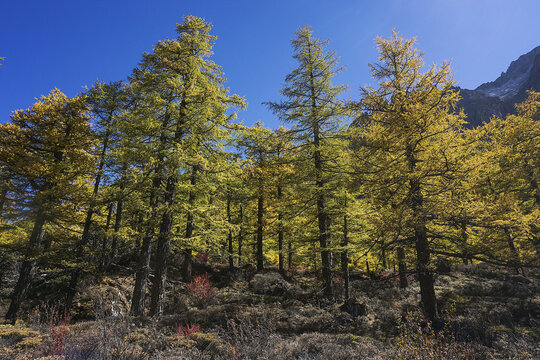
99, 203, 114, 269
65, 131, 110, 312
5, 210, 46, 322
504, 228, 524, 275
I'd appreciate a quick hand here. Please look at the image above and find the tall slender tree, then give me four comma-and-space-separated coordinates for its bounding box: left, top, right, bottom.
267, 26, 346, 297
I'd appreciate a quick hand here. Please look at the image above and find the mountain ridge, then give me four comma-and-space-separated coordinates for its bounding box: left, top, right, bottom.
457, 45, 540, 127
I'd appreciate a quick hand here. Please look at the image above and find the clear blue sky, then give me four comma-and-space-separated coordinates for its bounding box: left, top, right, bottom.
1, 0, 539, 128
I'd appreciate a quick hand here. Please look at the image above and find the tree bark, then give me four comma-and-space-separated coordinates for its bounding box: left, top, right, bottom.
307, 42, 333, 297
238, 205, 243, 267
66, 130, 110, 312
504, 228, 523, 275
182, 166, 197, 282
149, 175, 176, 316
256, 186, 264, 271
397, 246, 408, 288
341, 213, 350, 301
5, 210, 46, 322
130, 167, 162, 316
277, 185, 284, 275
0, 186, 7, 223
227, 195, 234, 269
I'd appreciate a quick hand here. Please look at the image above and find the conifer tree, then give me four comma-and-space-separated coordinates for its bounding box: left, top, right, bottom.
0, 90, 92, 321
267, 26, 346, 297
125, 16, 244, 316
350, 31, 466, 320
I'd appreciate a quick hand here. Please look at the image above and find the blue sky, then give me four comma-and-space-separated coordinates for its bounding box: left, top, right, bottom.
1, 0, 539, 128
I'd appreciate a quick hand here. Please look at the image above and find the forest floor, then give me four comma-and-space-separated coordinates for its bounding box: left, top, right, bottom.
0, 260, 539, 359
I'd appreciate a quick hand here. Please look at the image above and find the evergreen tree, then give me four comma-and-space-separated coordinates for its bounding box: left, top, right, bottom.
267, 26, 346, 297
350, 31, 466, 320
0, 90, 93, 321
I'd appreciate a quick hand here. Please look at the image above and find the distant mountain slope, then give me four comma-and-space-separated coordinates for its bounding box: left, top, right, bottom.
457, 46, 540, 127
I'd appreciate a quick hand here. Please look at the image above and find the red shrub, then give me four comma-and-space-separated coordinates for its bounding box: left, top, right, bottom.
186, 273, 215, 306
177, 322, 201, 337
46, 310, 71, 356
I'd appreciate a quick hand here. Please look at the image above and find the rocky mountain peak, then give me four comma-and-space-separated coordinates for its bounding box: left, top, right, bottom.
457, 45, 540, 127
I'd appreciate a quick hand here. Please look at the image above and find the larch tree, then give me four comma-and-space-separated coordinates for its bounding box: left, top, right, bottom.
0, 90, 93, 322
350, 31, 466, 320
126, 16, 244, 316
266, 26, 346, 297
65, 80, 131, 311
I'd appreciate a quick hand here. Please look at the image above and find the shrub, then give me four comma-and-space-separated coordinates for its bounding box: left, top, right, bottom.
46, 310, 71, 357
177, 322, 201, 337
186, 273, 215, 306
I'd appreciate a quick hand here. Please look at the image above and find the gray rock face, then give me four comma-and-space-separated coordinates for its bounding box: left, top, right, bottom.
457, 46, 540, 127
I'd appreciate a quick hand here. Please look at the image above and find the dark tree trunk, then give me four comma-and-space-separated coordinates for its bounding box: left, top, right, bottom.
256, 188, 264, 271
182, 166, 197, 282
341, 213, 350, 301
238, 205, 243, 267
288, 240, 292, 270
381, 242, 387, 269
109, 198, 123, 265
130, 231, 153, 316
0, 186, 7, 223
66, 131, 110, 312
306, 40, 333, 298
227, 195, 234, 269
397, 246, 408, 288
109, 167, 127, 267
504, 228, 524, 275
130, 167, 162, 316
5, 210, 46, 322
100, 203, 114, 269
277, 185, 284, 275
406, 143, 437, 321
150, 175, 176, 317
414, 221, 438, 320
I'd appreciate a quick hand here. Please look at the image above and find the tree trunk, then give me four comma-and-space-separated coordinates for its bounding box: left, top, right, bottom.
66, 131, 110, 312
238, 205, 243, 267
504, 228, 524, 275
277, 185, 284, 275
109, 198, 123, 266
5, 210, 46, 322
310, 80, 333, 297
150, 175, 176, 317
182, 166, 197, 282
130, 167, 162, 316
0, 186, 7, 223
227, 195, 234, 269
256, 188, 264, 271
288, 240, 292, 270
341, 213, 350, 301
130, 231, 153, 316
397, 246, 408, 288
100, 203, 114, 269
